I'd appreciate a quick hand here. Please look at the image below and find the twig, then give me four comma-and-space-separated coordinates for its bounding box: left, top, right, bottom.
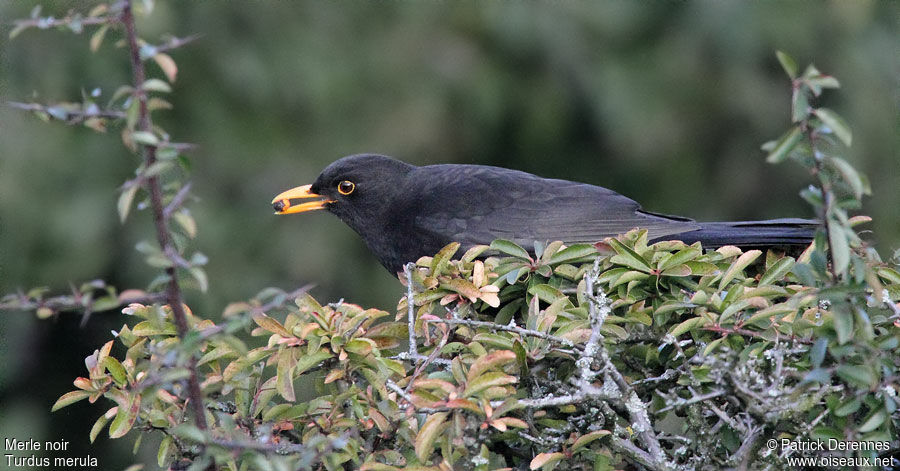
391, 352, 452, 366
405, 326, 450, 395
11, 14, 115, 31
0, 289, 165, 313
155, 34, 202, 54
609, 436, 663, 471
404, 263, 417, 359
385, 380, 445, 414
250, 285, 314, 315
425, 317, 575, 349
163, 181, 193, 219
656, 390, 726, 414
121, 0, 207, 430
732, 425, 762, 471
8, 101, 126, 121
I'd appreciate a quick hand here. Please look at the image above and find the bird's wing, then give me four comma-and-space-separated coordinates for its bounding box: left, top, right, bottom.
407, 164, 700, 249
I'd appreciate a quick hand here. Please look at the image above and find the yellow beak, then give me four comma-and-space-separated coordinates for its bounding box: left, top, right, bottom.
271, 184, 334, 214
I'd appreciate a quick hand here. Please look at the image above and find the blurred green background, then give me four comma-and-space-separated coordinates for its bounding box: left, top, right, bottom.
1, 1, 897, 468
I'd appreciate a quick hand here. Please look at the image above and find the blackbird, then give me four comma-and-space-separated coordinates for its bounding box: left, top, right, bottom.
272, 154, 817, 274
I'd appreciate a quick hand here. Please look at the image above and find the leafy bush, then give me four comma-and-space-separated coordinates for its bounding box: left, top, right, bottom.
4, 2, 899, 471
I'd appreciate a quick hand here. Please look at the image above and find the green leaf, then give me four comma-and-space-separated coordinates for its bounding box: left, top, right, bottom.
834, 397, 861, 417
858, 410, 887, 433
442, 278, 481, 302
718, 250, 761, 290
669, 317, 705, 337
90, 24, 109, 52
109, 395, 141, 438
345, 338, 377, 356
117, 184, 139, 223
125, 99, 140, 131
512, 340, 529, 377
703, 337, 727, 356
430, 242, 460, 275
571, 430, 611, 451
463, 371, 517, 397
792, 87, 810, 123
765, 126, 802, 164
132, 320, 177, 336
607, 238, 651, 273
835, 364, 875, 388
833, 307, 853, 345
173, 209, 197, 238
655, 301, 695, 316
658, 247, 701, 272
171, 424, 206, 444
461, 244, 489, 263
189, 267, 208, 292
466, 350, 516, 384
51, 390, 92, 412
810, 337, 827, 368
530, 452, 566, 470
827, 219, 850, 278
528, 284, 566, 304
776, 51, 798, 79
89, 412, 110, 443
759, 256, 795, 285
157, 435, 173, 468
415, 412, 448, 462
9, 23, 30, 40
102, 357, 128, 386
815, 108, 852, 146
719, 299, 755, 325
276, 350, 297, 402
294, 349, 333, 376
252, 313, 291, 337
143, 161, 172, 178
491, 239, 531, 260
827, 157, 866, 199
746, 304, 795, 326
142, 78, 172, 93
805, 74, 840, 91
547, 244, 597, 265
131, 131, 159, 146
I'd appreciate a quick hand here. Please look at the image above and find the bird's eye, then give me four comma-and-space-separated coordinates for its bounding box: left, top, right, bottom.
337, 180, 355, 195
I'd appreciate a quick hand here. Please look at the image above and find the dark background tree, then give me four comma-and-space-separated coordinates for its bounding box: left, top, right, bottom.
0, 1, 897, 468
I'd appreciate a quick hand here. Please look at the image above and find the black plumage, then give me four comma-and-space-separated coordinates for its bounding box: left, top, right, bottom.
272, 154, 817, 273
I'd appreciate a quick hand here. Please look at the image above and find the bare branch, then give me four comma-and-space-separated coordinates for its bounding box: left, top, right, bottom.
11, 14, 116, 31
8, 101, 126, 122
156, 34, 202, 54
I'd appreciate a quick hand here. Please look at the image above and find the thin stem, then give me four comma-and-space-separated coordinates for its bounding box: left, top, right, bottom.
121, 0, 207, 431
8, 101, 126, 121
426, 317, 575, 349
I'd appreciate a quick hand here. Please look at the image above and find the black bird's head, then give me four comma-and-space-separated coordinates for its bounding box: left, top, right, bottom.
271, 154, 415, 236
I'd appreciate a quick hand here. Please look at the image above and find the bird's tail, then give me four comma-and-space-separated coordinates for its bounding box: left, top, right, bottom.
666, 218, 818, 248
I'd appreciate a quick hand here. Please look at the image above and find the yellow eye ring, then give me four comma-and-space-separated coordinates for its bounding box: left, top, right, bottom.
337, 180, 355, 195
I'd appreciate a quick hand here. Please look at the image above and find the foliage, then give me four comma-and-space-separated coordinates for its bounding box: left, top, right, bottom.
4, 3, 900, 471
